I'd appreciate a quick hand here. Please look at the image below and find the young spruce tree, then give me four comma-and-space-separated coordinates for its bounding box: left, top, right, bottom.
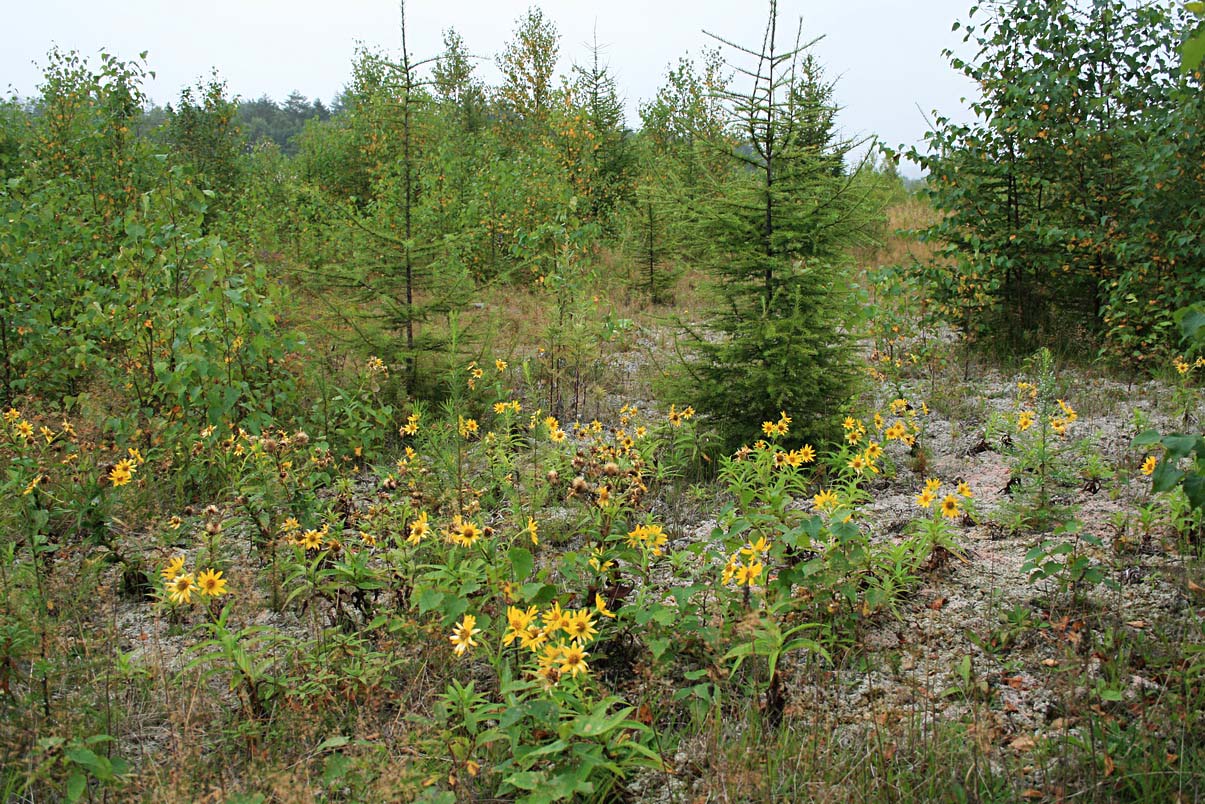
679, 1, 873, 449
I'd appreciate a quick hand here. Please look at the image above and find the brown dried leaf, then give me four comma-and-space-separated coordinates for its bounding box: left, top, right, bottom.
1010, 735, 1037, 751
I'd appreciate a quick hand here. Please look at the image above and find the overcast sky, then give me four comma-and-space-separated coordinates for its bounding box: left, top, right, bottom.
4, 0, 981, 176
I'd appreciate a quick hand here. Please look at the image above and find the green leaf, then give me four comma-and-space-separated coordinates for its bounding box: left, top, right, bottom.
647, 637, 672, 661
1177, 306, 1205, 341
516, 739, 570, 762
520, 583, 556, 604
416, 588, 443, 614
315, 735, 350, 752
508, 546, 533, 581
1162, 434, 1202, 460
65, 746, 105, 775
1181, 29, 1205, 75
1131, 429, 1162, 448
572, 704, 636, 738
506, 771, 547, 791
1151, 460, 1185, 494
1183, 473, 1205, 512
66, 772, 87, 802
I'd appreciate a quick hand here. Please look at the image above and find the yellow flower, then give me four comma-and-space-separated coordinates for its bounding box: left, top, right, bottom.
15, 420, 34, 440
915, 489, 937, 509
525, 517, 539, 546
40, 426, 56, 444
448, 516, 482, 547
538, 640, 565, 664
940, 495, 961, 519
559, 643, 590, 677
722, 555, 739, 585
594, 593, 616, 619
1017, 410, 1035, 432
924, 477, 942, 492
543, 602, 573, 635
865, 441, 883, 461
161, 555, 186, 581
848, 454, 868, 474
957, 481, 973, 498
449, 614, 481, 657
300, 527, 325, 551
503, 605, 539, 646
458, 417, 479, 439
109, 459, 136, 487
520, 625, 549, 652
197, 568, 228, 597
735, 561, 764, 586
495, 359, 508, 372
812, 488, 839, 512
566, 609, 598, 643
588, 548, 614, 573
794, 444, 816, 464
168, 573, 196, 605
407, 511, 430, 545
22, 475, 43, 495
742, 536, 772, 557
2, 408, 19, 424
549, 427, 567, 443
1140, 455, 1157, 476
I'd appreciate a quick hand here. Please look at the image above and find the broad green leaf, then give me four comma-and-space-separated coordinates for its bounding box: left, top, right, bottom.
508, 546, 533, 581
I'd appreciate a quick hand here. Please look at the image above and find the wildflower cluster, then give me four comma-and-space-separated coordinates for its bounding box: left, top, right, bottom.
161, 556, 229, 605
721, 536, 771, 586
625, 522, 668, 556
1013, 383, 1077, 439
914, 476, 973, 519
450, 596, 608, 688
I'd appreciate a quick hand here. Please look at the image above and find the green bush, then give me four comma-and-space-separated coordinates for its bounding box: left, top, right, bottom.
906, 0, 1204, 363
